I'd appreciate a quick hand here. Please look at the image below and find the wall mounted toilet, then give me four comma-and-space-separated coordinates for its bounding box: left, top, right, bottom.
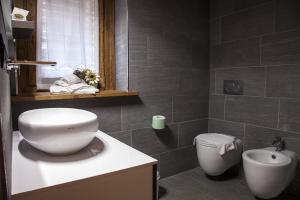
194, 133, 242, 176
243, 147, 297, 199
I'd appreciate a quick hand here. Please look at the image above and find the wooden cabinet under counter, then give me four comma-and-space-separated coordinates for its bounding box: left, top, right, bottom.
12, 131, 158, 200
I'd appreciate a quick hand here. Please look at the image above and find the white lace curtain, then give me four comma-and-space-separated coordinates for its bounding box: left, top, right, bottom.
36, 0, 99, 89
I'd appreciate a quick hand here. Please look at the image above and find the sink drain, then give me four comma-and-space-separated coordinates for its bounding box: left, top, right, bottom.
271, 154, 276, 159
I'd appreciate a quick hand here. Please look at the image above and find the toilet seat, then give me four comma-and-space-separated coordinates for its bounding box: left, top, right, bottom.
195, 133, 236, 148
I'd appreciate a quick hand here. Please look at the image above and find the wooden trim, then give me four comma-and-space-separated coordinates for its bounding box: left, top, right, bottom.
100, 0, 116, 90
14, 0, 37, 94
99, 0, 105, 82
12, 90, 138, 102
9, 60, 56, 66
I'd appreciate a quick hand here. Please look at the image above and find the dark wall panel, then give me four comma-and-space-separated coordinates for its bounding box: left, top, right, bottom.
0, 69, 12, 200
209, 0, 300, 198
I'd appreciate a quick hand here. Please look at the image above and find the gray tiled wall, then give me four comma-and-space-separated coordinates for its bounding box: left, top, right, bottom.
12, 0, 209, 178
0, 69, 13, 199
209, 0, 300, 197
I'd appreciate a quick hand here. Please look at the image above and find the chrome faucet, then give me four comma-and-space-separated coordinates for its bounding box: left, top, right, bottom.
6, 60, 56, 95
271, 136, 285, 151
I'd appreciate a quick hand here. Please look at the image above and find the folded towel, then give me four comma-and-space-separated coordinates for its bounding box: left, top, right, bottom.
73, 87, 99, 94
70, 83, 99, 94
217, 142, 237, 156
61, 74, 82, 85
50, 85, 72, 94
50, 84, 99, 94
50, 74, 99, 94
54, 80, 70, 87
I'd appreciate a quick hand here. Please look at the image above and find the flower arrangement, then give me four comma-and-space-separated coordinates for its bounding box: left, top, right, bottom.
73, 66, 104, 89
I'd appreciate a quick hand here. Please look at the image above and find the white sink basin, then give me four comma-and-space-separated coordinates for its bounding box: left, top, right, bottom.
18, 108, 99, 155
243, 148, 297, 199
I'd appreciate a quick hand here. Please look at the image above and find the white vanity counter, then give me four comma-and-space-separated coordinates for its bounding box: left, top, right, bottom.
12, 131, 157, 200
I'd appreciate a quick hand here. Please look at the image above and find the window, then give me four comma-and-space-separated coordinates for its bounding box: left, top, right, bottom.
15, 0, 118, 95
36, 0, 100, 89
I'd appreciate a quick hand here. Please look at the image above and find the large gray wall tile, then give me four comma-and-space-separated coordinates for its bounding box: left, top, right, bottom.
279, 99, 300, 132
210, 0, 235, 18
147, 29, 208, 70
178, 119, 208, 147
147, 34, 193, 69
275, 0, 300, 32
266, 65, 300, 98
129, 29, 147, 70
221, 3, 274, 42
210, 70, 216, 94
90, 101, 122, 133
208, 119, 244, 140
132, 124, 178, 155
215, 67, 265, 96
160, 146, 199, 178
128, 0, 164, 31
245, 125, 300, 155
211, 38, 260, 68
261, 38, 300, 65
173, 95, 209, 122
235, 0, 272, 10
261, 29, 300, 45
129, 68, 180, 96
209, 95, 225, 119
122, 95, 172, 130
178, 69, 209, 95
130, 0, 209, 71
210, 18, 221, 46
225, 96, 279, 128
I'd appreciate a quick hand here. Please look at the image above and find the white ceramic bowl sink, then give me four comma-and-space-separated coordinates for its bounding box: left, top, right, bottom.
18, 108, 99, 155
243, 148, 297, 199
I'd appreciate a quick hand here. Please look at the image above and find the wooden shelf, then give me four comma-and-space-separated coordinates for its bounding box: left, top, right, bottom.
12, 90, 139, 102
9, 60, 57, 66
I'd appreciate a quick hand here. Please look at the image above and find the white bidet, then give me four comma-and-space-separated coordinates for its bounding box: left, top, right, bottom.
242, 148, 297, 199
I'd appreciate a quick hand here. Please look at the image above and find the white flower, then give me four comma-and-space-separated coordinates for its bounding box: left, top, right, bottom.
84, 70, 99, 86
73, 66, 100, 88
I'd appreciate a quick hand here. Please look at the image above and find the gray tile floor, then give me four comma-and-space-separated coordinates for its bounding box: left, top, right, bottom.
158, 167, 297, 200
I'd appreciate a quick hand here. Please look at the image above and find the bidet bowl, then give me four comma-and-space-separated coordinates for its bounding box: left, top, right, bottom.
18, 108, 99, 155
242, 148, 296, 199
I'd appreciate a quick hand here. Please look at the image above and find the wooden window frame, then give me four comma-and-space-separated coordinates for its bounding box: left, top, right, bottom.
15, 0, 116, 94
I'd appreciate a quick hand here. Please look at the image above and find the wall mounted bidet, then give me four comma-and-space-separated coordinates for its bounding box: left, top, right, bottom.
18, 108, 98, 155
242, 140, 297, 199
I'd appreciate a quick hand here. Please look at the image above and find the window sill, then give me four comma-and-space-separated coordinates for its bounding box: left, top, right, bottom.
12, 90, 139, 102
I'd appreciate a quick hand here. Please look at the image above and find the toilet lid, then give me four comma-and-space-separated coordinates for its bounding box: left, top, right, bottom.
195, 133, 236, 147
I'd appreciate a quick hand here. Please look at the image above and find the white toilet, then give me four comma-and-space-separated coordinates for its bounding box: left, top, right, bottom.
194, 133, 242, 176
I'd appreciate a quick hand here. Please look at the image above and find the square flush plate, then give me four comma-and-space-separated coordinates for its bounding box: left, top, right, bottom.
223, 80, 243, 95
